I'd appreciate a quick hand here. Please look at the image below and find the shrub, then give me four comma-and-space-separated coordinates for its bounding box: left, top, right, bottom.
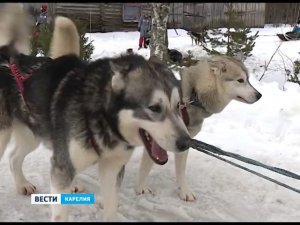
200, 3, 259, 61
30, 18, 94, 61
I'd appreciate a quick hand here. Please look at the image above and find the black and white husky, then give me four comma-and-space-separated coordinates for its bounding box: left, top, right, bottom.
0, 4, 190, 222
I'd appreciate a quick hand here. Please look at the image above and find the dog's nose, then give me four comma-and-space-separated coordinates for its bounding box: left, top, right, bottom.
176, 136, 191, 151
256, 92, 262, 100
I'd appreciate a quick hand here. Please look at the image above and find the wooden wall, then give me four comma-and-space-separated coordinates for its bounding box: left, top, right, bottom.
265, 3, 300, 24
7, 3, 296, 33
100, 3, 152, 32
169, 3, 266, 30
52, 3, 102, 32
51, 3, 151, 32
48, 3, 266, 32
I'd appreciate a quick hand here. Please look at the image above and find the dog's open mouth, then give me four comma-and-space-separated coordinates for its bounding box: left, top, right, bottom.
236, 96, 250, 104
139, 129, 168, 165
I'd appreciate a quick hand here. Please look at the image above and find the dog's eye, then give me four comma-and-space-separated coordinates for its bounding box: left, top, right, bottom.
148, 104, 162, 113
237, 79, 245, 83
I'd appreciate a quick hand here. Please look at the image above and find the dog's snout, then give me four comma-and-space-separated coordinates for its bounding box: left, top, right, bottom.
176, 136, 191, 151
256, 92, 262, 100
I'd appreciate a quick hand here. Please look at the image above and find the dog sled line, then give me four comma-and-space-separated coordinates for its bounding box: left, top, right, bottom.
188, 138, 300, 194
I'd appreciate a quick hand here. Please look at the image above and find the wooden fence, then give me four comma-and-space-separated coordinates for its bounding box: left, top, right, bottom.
169, 3, 265, 30
51, 3, 152, 32
24, 3, 267, 32
265, 3, 300, 25
11, 3, 300, 33
51, 3, 102, 32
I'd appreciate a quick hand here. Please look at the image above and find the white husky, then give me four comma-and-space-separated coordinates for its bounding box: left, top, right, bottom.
136, 55, 262, 201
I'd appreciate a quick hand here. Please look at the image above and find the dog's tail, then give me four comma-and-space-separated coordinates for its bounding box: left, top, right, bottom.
49, 16, 80, 59
0, 3, 33, 55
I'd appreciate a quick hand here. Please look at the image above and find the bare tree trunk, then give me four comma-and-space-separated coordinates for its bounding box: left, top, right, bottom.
150, 3, 170, 62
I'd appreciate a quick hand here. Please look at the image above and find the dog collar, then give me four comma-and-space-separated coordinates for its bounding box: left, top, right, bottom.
189, 89, 209, 114
178, 89, 211, 126
180, 105, 189, 126
85, 114, 131, 155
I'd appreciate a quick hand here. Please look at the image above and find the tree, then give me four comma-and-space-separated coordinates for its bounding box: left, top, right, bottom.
289, 57, 300, 85
201, 3, 259, 61
30, 18, 94, 61
150, 3, 170, 62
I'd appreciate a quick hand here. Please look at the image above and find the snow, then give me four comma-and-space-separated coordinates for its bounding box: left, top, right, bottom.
1, 25, 300, 222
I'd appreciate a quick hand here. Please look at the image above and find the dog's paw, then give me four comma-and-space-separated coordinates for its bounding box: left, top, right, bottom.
71, 185, 85, 193
178, 187, 197, 201
17, 181, 36, 195
95, 195, 104, 209
51, 214, 68, 222
51, 205, 69, 222
135, 186, 155, 196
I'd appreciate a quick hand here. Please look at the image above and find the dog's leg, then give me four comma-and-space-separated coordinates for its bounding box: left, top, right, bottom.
175, 150, 196, 201
9, 122, 40, 195
98, 152, 131, 222
135, 149, 154, 195
117, 165, 125, 189
0, 127, 12, 160
50, 156, 75, 222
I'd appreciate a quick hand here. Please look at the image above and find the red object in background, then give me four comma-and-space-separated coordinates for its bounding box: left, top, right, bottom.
32, 31, 40, 38
138, 36, 147, 48
41, 4, 48, 12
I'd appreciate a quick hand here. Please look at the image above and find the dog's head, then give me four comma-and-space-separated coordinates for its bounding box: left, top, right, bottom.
208, 55, 262, 106
109, 55, 190, 165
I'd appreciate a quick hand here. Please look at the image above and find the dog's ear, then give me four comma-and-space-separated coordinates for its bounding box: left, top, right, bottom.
208, 60, 227, 75
219, 61, 227, 72
233, 52, 245, 62
148, 55, 164, 64
148, 55, 170, 71
148, 55, 174, 77
109, 61, 131, 94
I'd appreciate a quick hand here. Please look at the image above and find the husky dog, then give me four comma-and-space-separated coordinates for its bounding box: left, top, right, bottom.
0, 5, 78, 196
187, 29, 207, 46
0, 6, 190, 222
187, 31, 200, 45
168, 49, 183, 63
136, 55, 262, 201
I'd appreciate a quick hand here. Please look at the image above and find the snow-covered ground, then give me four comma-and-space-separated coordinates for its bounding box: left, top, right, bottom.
1, 25, 300, 222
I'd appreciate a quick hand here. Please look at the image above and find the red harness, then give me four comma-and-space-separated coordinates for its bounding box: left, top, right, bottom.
179, 104, 189, 127
9, 63, 33, 111
9, 63, 31, 96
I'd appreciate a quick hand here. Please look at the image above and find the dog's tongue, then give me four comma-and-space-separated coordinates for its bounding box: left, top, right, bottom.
151, 140, 168, 163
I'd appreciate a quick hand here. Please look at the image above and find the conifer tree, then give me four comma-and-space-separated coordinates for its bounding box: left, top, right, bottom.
202, 3, 259, 60
30, 18, 94, 61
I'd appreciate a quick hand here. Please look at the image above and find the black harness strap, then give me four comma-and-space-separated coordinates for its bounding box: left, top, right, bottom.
178, 89, 209, 127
